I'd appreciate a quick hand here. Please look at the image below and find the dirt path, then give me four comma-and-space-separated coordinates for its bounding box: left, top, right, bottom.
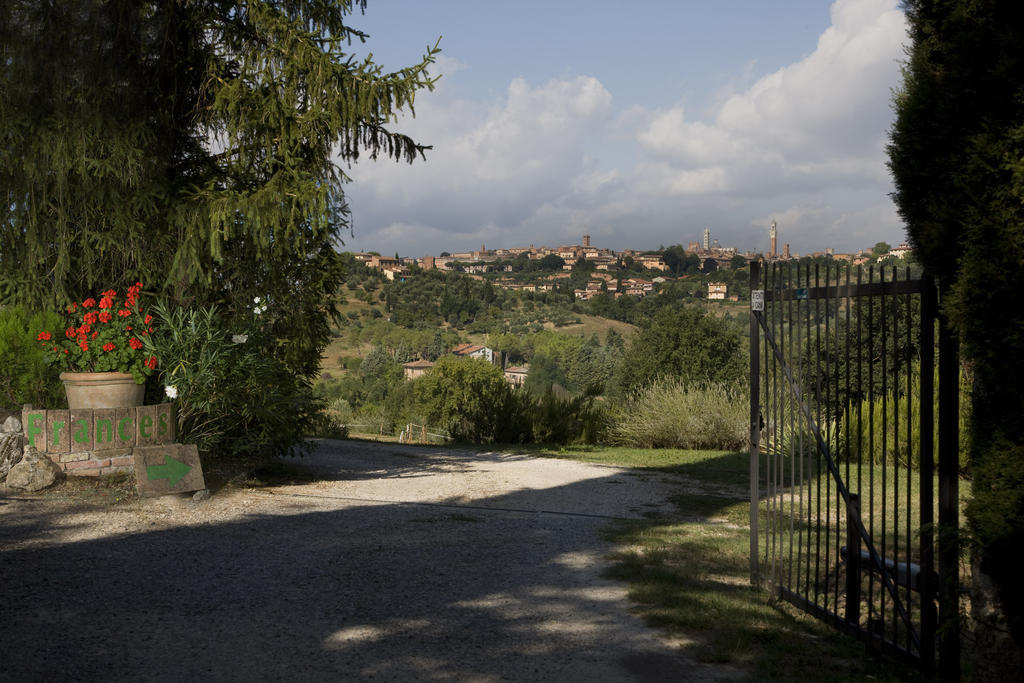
1, 440, 739, 682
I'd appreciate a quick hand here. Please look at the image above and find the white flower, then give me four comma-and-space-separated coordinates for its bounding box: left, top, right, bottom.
253, 296, 262, 305
164, 385, 178, 399
232, 334, 248, 344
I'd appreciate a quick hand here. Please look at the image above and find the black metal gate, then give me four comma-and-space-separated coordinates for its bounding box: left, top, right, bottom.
748, 260, 960, 672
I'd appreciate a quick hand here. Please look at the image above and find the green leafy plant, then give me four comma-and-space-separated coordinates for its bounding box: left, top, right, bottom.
147, 301, 319, 459
0, 306, 64, 409
413, 356, 511, 443
36, 283, 157, 383
611, 378, 747, 450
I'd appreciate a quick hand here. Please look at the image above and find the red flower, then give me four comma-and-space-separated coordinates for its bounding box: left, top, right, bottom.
144, 314, 153, 325
66, 304, 76, 313
99, 296, 114, 309
77, 323, 91, 336
102, 289, 117, 298
82, 298, 96, 308
126, 283, 142, 307
98, 311, 112, 323
63, 349, 69, 355
83, 311, 97, 324
126, 325, 133, 331
79, 340, 89, 352
129, 337, 143, 350
102, 342, 116, 352
145, 356, 157, 369
36, 331, 51, 341
91, 331, 98, 339
118, 309, 132, 317
65, 327, 76, 339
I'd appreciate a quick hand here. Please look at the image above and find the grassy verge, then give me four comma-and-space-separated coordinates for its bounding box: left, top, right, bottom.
536, 444, 915, 680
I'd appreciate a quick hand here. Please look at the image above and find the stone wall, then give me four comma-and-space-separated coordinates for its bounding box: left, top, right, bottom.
21, 404, 176, 477
0, 415, 23, 479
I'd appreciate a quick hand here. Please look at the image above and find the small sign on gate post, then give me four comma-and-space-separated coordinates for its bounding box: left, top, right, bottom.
751, 289, 765, 311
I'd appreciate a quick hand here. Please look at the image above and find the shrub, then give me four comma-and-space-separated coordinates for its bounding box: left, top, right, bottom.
414, 356, 511, 442
515, 390, 608, 445
612, 306, 746, 397
842, 362, 971, 471
611, 378, 747, 450
147, 302, 319, 459
0, 306, 64, 409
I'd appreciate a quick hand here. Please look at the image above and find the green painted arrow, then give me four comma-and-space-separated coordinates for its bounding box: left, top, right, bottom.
147, 455, 191, 487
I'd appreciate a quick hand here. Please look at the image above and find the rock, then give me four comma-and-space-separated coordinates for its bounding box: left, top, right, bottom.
192, 488, 211, 502
0, 432, 24, 481
1, 415, 20, 433
5, 446, 62, 492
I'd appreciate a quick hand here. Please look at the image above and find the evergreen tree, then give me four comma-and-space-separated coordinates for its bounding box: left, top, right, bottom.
888, 0, 1024, 645
0, 0, 439, 456
426, 331, 445, 361
613, 307, 745, 395
1, 0, 438, 309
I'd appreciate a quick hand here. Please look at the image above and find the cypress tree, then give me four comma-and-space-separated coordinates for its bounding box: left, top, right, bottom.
888, 0, 1024, 647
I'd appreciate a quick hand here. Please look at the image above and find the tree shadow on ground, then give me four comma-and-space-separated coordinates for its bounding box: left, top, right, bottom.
1, 445, 726, 682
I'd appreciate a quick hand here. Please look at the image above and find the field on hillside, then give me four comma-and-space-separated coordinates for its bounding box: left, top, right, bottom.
538, 314, 637, 340
320, 295, 640, 379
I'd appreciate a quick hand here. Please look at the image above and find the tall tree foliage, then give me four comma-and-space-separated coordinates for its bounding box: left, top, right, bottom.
612, 307, 745, 396
1, 0, 438, 457
0, 0, 439, 308
888, 0, 1024, 644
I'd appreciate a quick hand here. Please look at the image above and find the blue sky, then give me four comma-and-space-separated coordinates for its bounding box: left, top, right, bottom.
341, 0, 909, 257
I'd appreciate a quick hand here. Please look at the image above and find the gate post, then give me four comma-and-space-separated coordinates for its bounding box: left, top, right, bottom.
919, 274, 937, 670
749, 260, 762, 584
938, 310, 960, 677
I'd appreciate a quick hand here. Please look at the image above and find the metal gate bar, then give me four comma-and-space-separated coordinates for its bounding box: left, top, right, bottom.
748, 260, 957, 671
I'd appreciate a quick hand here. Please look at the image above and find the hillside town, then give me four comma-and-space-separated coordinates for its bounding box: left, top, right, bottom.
351, 223, 912, 304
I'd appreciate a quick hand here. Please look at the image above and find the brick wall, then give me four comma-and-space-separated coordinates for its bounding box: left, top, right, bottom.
21, 404, 176, 477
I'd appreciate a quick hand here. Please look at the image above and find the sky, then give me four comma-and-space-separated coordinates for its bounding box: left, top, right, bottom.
340, 0, 910, 258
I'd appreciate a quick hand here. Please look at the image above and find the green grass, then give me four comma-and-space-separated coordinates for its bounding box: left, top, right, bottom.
544, 445, 917, 680
538, 313, 637, 340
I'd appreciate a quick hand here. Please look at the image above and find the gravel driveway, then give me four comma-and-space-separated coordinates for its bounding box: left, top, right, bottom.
1, 439, 737, 682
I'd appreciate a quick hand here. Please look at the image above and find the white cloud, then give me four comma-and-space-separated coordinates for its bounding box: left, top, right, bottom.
640, 0, 906, 198
343, 0, 909, 257
345, 75, 616, 250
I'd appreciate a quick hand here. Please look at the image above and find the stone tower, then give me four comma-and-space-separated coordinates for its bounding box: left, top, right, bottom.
770, 220, 777, 258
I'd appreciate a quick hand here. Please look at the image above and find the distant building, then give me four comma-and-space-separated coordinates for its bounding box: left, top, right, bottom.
403, 360, 434, 380
637, 254, 668, 271
381, 266, 410, 281
708, 282, 727, 300
368, 255, 400, 270
888, 243, 913, 259
450, 343, 495, 364
504, 366, 529, 387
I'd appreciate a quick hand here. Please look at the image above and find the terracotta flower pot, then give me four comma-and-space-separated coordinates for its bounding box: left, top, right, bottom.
60, 372, 145, 410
